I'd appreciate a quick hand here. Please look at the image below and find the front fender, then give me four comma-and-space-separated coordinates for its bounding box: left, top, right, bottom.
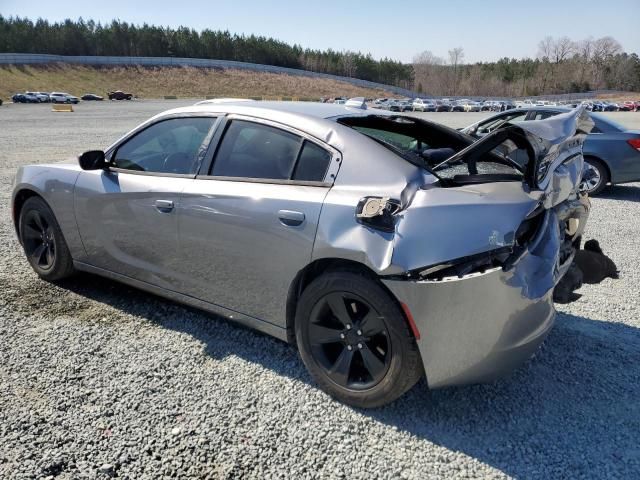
12, 161, 86, 261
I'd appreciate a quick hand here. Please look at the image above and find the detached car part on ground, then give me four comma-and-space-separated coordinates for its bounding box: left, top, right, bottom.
12, 101, 592, 408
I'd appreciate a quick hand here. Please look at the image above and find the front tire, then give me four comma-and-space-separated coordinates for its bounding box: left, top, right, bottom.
19, 196, 76, 281
295, 272, 423, 408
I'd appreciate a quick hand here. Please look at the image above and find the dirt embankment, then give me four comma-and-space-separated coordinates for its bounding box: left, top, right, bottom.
0, 64, 390, 101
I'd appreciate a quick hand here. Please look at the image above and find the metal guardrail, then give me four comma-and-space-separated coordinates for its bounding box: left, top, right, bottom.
0, 53, 420, 98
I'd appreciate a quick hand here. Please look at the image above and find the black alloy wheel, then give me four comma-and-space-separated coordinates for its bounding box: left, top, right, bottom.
295, 272, 423, 408
307, 291, 391, 390
21, 209, 56, 271
19, 196, 76, 281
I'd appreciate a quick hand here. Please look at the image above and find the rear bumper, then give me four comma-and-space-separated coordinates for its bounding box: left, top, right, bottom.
384, 264, 556, 388
383, 204, 586, 388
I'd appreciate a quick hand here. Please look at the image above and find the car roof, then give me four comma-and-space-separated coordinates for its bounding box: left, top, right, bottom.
135, 100, 397, 155
153, 101, 393, 145
161, 100, 386, 120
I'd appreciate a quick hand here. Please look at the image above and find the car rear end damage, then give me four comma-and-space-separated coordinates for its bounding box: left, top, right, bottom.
383, 192, 589, 388
337, 108, 593, 388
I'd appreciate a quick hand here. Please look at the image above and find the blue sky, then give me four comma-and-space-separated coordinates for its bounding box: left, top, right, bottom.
1, 0, 638, 62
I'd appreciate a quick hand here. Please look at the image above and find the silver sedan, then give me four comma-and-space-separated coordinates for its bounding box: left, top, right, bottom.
12, 100, 592, 407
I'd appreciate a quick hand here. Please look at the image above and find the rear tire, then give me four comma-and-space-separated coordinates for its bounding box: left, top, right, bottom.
295, 272, 423, 408
19, 196, 76, 281
581, 158, 609, 196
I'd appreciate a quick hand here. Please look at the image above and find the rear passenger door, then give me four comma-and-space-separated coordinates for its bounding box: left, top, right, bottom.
177, 116, 340, 327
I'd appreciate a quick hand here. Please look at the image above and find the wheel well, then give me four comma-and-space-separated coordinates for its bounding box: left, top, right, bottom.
584, 155, 611, 183
12, 189, 42, 240
285, 258, 412, 344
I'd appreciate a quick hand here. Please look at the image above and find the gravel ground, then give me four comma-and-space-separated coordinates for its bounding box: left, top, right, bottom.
1, 101, 639, 479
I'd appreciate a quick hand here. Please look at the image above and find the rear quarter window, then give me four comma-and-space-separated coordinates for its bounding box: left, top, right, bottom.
292, 141, 332, 182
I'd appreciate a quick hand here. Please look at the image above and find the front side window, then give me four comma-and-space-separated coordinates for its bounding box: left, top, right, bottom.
112, 117, 215, 174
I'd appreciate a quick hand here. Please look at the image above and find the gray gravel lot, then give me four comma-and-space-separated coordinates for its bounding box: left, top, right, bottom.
1, 101, 639, 479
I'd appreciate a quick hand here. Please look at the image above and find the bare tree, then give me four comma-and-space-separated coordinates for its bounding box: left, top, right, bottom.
576, 37, 594, 86
448, 47, 464, 67
592, 36, 622, 63
592, 36, 623, 87
576, 37, 593, 61
414, 50, 444, 66
448, 47, 464, 95
412, 50, 445, 94
537, 36, 554, 59
552, 36, 574, 63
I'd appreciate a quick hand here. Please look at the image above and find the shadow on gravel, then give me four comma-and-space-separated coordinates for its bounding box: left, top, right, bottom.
597, 184, 640, 202
54, 273, 640, 479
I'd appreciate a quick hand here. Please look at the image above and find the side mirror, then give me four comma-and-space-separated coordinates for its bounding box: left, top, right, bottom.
79, 150, 106, 170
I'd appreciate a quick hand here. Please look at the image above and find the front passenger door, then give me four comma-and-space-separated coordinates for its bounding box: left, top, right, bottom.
75, 116, 217, 290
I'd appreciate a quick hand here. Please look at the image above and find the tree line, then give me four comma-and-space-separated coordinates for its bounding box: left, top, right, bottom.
413, 36, 639, 97
0, 16, 413, 88
1, 16, 637, 96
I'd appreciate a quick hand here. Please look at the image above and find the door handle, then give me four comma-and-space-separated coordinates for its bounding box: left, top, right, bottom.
278, 209, 305, 227
155, 199, 174, 212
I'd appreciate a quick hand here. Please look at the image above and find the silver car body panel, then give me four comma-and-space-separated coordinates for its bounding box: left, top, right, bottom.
74, 169, 194, 290
177, 178, 329, 326
12, 102, 591, 390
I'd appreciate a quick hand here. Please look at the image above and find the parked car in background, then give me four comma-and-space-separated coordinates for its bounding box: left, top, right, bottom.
81, 93, 104, 101
481, 101, 495, 111
462, 106, 640, 195
50, 92, 79, 104
108, 90, 134, 100
449, 100, 466, 112
434, 100, 451, 112
11, 100, 591, 408
463, 100, 482, 112
383, 99, 404, 112
620, 101, 635, 111
12, 93, 38, 103
25, 92, 50, 102
373, 98, 389, 107
400, 99, 414, 112
412, 98, 436, 112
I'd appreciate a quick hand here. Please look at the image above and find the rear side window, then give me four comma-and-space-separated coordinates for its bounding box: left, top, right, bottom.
211, 120, 332, 182
212, 120, 301, 179
292, 141, 332, 181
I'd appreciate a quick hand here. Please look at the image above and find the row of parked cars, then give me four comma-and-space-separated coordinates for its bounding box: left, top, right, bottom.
372, 97, 640, 113
9, 90, 135, 104
374, 98, 519, 113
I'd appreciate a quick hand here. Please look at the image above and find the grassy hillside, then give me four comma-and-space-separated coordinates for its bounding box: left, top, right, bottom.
0, 64, 390, 101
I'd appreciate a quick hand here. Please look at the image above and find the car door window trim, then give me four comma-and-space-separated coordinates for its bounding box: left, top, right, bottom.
194, 175, 331, 187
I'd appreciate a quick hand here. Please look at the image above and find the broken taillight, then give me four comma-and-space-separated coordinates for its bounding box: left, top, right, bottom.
627, 138, 640, 152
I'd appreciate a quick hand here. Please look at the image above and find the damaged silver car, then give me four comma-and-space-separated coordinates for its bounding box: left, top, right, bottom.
12, 100, 592, 407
